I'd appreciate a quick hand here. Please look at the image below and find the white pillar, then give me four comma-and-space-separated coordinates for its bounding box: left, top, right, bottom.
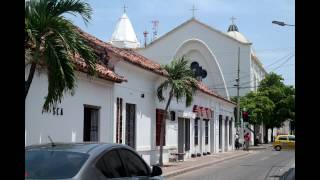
226, 119, 229, 151
221, 118, 225, 152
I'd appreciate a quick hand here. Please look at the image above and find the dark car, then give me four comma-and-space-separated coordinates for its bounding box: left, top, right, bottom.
25, 142, 163, 180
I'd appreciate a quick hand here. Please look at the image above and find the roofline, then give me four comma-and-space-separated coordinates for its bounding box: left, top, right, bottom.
251, 53, 268, 74
197, 87, 236, 105
76, 27, 167, 77
202, 90, 237, 105
76, 27, 234, 105
144, 17, 252, 49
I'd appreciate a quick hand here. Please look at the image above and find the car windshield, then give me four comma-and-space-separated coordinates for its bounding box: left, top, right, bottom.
25, 149, 89, 179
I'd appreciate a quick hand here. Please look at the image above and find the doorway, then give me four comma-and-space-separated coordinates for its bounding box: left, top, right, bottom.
225, 117, 229, 151
83, 105, 100, 142
125, 103, 136, 149
219, 115, 222, 151
178, 118, 190, 160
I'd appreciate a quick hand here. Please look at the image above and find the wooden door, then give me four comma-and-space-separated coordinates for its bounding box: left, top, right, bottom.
125, 103, 136, 149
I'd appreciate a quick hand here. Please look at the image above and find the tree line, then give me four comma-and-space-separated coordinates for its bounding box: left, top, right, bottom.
232, 72, 295, 144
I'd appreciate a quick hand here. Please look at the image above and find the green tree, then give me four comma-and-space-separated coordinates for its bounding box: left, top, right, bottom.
237, 73, 295, 143
157, 57, 198, 166
240, 92, 275, 145
258, 73, 295, 142
25, 0, 96, 112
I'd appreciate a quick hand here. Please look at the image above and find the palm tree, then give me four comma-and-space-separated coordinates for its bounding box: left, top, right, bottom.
157, 56, 198, 166
25, 0, 96, 112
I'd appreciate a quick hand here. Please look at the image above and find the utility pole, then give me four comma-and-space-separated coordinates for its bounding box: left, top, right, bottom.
236, 47, 243, 144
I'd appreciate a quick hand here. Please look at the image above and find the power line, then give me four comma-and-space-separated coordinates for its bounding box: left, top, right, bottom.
264, 52, 294, 68
209, 56, 295, 90
269, 55, 295, 72
212, 53, 294, 88
234, 54, 295, 87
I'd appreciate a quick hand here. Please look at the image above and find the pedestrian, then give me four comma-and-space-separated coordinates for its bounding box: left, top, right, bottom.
255, 134, 259, 145
235, 133, 240, 150
244, 132, 250, 151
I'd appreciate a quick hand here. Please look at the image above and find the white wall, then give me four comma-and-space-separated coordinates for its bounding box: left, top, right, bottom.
153, 82, 235, 162
138, 19, 252, 97
25, 69, 114, 146
113, 61, 158, 165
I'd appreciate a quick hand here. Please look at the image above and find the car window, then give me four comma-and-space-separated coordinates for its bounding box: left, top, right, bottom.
278, 136, 288, 141
96, 150, 127, 178
119, 149, 150, 177
288, 136, 295, 141
25, 150, 89, 179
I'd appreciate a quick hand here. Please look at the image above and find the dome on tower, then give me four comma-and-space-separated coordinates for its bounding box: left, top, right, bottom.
227, 24, 238, 32
110, 13, 140, 49
226, 23, 250, 43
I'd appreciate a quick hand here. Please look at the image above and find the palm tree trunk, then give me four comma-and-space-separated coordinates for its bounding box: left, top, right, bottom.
253, 125, 257, 146
159, 89, 173, 166
25, 63, 37, 99
264, 126, 269, 144
25, 43, 40, 100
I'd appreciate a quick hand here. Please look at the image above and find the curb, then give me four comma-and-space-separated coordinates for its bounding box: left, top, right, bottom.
163, 152, 250, 178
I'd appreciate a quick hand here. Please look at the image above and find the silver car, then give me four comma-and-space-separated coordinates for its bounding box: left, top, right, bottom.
25, 142, 164, 180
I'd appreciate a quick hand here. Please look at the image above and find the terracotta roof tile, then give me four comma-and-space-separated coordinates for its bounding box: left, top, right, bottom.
73, 56, 126, 83
77, 28, 168, 77
196, 81, 236, 105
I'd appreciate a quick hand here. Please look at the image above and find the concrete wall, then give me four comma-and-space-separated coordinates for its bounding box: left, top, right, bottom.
25, 68, 114, 146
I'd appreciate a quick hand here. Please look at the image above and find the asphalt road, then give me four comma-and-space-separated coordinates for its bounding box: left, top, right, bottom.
168, 149, 295, 180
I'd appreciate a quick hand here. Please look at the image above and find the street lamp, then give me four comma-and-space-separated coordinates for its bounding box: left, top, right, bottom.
272, 20, 295, 26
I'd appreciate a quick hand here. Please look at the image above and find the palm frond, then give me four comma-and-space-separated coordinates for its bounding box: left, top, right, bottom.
43, 36, 76, 111
157, 56, 198, 107
25, 0, 95, 112
50, 0, 92, 25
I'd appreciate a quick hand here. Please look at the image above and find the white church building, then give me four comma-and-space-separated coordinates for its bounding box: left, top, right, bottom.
25, 10, 268, 165
137, 17, 268, 144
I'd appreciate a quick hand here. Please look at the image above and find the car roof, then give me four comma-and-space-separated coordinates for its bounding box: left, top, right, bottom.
277, 134, 295, 137
25, 142, 129, 154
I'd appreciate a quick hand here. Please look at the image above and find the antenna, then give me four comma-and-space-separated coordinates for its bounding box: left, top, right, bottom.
151, 20, 159, 41
143, 30, 149, 47
48, 136, 56, 147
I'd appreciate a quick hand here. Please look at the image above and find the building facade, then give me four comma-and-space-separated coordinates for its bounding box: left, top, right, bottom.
25, 12, 237, 166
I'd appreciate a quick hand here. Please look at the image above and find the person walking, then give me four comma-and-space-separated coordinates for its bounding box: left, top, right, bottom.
235, 133, 240, 150
244, 132, 250, 151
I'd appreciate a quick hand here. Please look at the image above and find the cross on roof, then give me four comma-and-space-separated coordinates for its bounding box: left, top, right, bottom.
230, 16, 237, 25
123, 4, 128, 13
189, 4, 198, 18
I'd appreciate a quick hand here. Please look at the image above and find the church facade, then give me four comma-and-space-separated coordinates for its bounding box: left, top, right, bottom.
138, 17, 268, 145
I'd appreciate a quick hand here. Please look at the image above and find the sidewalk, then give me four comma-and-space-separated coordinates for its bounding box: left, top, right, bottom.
162, 150, 256, 178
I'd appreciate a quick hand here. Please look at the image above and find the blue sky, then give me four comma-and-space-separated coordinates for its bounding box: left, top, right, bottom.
66, 0, 295, 86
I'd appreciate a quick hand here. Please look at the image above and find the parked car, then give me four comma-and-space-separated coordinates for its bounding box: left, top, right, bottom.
25, 142, 164, 180
272, 135, 295, 151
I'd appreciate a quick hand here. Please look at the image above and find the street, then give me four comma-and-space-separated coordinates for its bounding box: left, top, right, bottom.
168, 148, 295, 180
